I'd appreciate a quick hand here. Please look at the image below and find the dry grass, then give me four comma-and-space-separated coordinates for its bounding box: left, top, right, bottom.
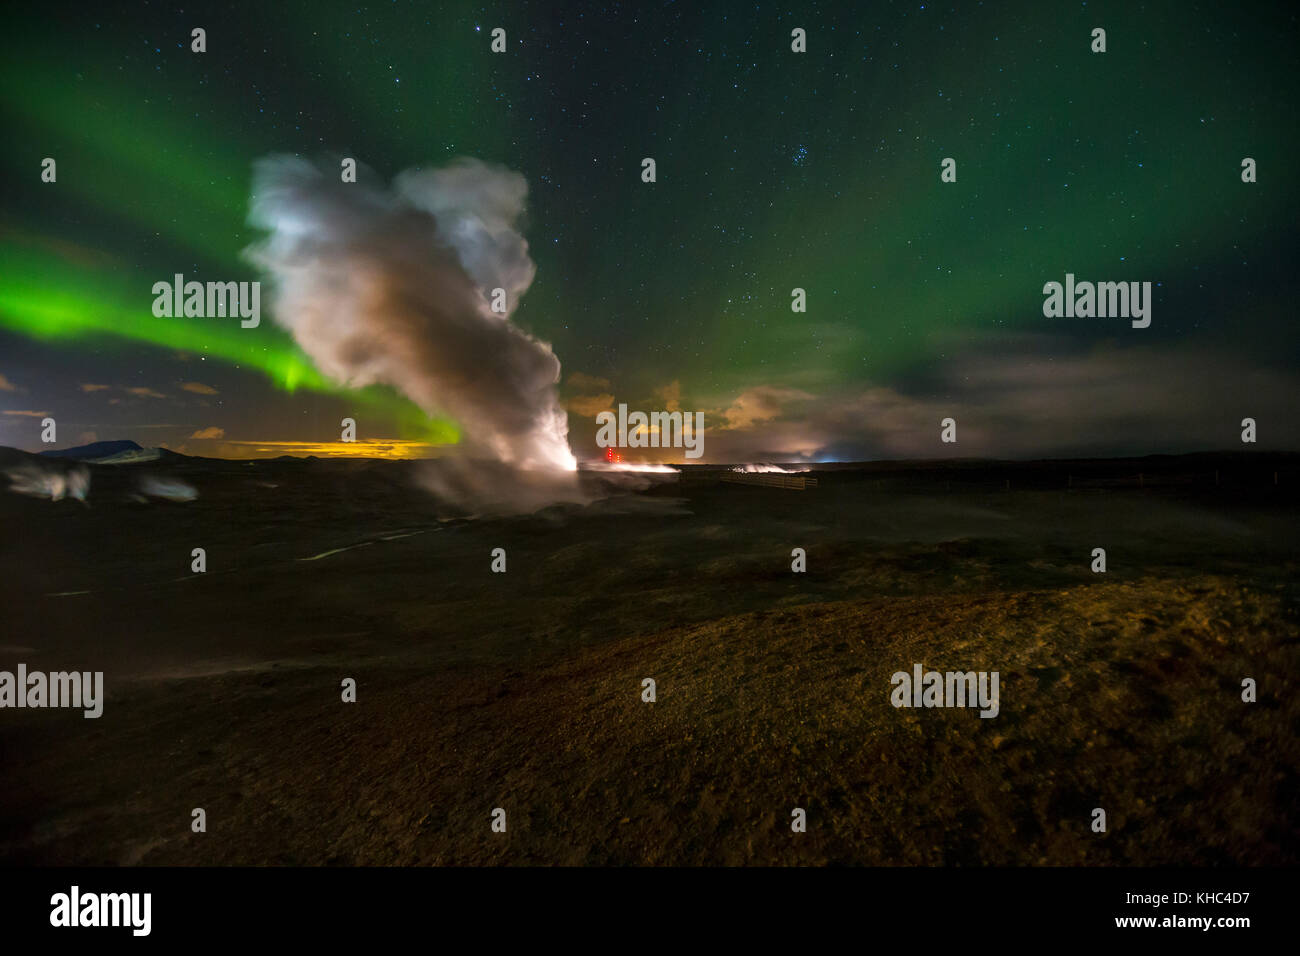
3, 575, 1294, 865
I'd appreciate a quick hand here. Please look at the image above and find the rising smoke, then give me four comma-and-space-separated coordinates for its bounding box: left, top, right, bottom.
245, 156, 578, 488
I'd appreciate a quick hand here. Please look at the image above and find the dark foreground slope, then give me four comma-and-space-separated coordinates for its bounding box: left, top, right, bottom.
0, 452, 1296, 864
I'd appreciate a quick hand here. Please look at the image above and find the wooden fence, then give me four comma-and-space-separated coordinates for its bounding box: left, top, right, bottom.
719, 473, 819, 490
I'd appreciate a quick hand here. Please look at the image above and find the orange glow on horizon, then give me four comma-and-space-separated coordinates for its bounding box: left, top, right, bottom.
186, 439, 441, 460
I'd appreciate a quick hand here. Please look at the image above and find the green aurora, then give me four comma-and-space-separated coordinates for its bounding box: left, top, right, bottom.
1, 1, 1296, 459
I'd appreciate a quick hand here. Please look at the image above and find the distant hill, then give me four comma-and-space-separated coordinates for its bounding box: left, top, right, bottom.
38, 440, 143, 461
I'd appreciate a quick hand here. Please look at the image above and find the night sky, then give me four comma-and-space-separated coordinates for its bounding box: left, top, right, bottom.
2, 0, 1297, 462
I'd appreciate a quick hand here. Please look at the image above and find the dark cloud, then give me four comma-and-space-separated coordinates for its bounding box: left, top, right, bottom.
699, 342, 1300, 462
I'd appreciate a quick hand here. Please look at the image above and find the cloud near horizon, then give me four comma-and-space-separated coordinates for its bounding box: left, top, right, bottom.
566, 372, 611, 391
693, 342, 1300, 462
566, 393, 615, 417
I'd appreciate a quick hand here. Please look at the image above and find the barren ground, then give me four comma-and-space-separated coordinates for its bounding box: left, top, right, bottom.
1, 453, 1296, 864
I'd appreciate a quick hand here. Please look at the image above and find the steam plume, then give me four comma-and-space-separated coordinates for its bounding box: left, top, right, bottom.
245, 156, 576, 473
